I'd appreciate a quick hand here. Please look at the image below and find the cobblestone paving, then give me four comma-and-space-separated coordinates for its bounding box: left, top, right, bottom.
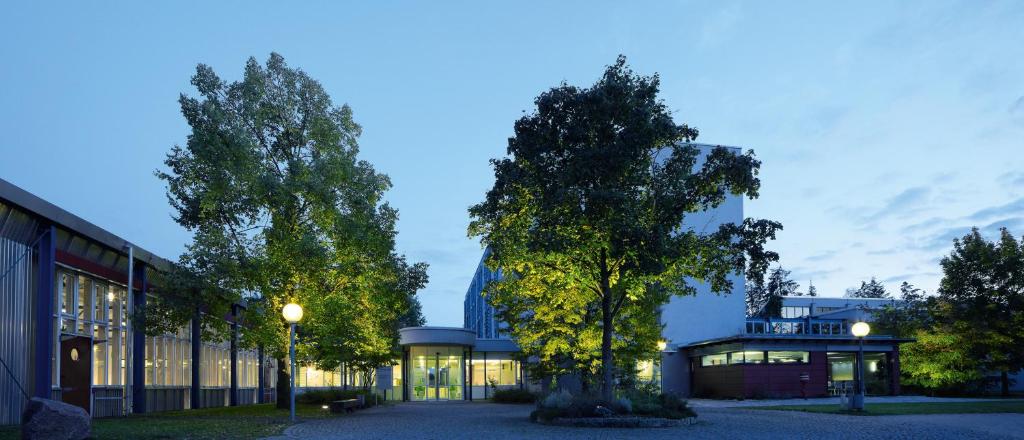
265, 401, 1024, 440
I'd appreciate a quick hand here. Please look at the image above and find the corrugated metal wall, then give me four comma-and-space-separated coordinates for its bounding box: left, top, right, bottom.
0, 236, 33, 425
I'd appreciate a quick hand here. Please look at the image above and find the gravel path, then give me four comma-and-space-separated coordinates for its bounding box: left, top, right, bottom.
264, 401, 1024, 440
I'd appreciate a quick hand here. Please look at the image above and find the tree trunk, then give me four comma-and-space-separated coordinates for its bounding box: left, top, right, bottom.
600, 280, 614, 402
276, 356, 290, 409
1001, 370, 1010, 397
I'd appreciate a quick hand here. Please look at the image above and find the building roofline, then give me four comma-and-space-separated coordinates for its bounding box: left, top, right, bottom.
0, 177, 173, 270
681, 334, 915, 349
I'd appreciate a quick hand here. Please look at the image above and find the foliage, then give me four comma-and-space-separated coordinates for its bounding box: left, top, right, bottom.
531, 389, 695, 422
541, 389, 574, 409
872, 281, 932, 338
156, 53, 427, 401
936, 227, 1024, 396
844, 277, 890, 298
746, 266, 798, 317
469, 55, 781, 400
900, 328, 985, 391
805, 281, 818, 297
492, 388, 538, 403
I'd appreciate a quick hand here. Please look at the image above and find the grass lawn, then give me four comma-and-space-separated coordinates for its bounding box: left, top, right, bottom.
0, 403, 343, 440
742, 400, 1024, 416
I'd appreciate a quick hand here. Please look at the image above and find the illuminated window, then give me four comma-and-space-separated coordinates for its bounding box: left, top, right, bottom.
767, 351, 809, 364
701, 353, 727, 366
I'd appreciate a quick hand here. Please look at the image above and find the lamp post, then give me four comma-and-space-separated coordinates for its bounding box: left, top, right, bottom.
850, 321, 870, 411
656, 340, 668, 391
282, 303, 304, 422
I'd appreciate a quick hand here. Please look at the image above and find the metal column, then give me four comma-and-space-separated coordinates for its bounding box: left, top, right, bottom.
32, 226, 55, 399
130, 259, 147, 414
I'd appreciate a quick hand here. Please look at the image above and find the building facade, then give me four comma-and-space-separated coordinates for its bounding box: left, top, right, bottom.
0, 178, 280, 424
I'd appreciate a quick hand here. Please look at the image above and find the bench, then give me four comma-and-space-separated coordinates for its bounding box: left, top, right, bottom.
329, 399, 360, 413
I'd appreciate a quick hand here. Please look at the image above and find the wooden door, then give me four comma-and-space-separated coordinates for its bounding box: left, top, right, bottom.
60, 336, 92, 413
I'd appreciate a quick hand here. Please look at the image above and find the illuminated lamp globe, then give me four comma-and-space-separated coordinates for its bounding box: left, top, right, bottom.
851, 321, 870, 338
657, 340, 668, 351
282, 303, 304, 324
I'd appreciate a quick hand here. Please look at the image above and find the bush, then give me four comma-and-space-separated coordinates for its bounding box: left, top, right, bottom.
540, 390, 573, 409
492, 388, 537, 403
295, 389, 380, 407
531, 389, 695, 422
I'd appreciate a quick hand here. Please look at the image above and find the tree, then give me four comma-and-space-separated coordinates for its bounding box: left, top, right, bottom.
873, 281, 931, 338
746, 267, 797, 318
469, 56, 781, 400
937, 227, 1024, 396
806, 280, 818, 297
157, 53, 426, 406
844, 277, 890, 298
900, 328, 984, 392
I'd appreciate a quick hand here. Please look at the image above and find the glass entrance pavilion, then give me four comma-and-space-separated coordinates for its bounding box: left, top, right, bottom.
394, 327, 524, 401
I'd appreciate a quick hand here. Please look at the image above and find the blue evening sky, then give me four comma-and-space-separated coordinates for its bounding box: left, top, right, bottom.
2, 1, 1022, 326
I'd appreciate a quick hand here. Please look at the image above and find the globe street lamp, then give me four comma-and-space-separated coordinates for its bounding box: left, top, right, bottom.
282, 303, 303, 422
850, 321, 870, 411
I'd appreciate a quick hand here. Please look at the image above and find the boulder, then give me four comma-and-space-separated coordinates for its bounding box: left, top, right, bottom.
21, 398, 90, 440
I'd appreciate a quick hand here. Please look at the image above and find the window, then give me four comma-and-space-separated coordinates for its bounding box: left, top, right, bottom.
728, 351, 765, 364
767, 351, 809, 364
781, 306, 809, 318
701, 353, 727, 366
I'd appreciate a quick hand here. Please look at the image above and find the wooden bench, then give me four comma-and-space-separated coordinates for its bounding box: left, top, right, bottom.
329, 399, 360, 413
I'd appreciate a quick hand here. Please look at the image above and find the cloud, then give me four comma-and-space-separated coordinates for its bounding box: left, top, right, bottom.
805, 250, 837, 262
789, 267, 841, 282
1011, 95, 1024, 115
901, 216, 946, 234
967, 197, 1024, 221
998, 171, 1024, 189
916, 217, 1024, 252
931, 172, 956, 184
859, 186, 932, 224
866, 247, 899, 256
881, 272, 939, 284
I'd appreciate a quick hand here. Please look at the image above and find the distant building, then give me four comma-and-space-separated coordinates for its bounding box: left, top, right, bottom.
463, 250, 505, 339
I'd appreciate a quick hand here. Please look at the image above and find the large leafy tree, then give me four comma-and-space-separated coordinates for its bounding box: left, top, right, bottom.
157, 53, 426, 403
469, 56, 780, 400
937, 227, 1024, 396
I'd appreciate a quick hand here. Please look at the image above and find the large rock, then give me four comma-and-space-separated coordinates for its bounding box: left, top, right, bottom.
21, 398, 90, 440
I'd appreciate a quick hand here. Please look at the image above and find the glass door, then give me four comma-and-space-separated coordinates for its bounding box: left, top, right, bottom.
408, 346, 463, 401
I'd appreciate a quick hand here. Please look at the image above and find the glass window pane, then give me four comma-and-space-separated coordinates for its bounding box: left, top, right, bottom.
767, 351, 809, 364
93, 326, 107, 385
701, 353, 727, 366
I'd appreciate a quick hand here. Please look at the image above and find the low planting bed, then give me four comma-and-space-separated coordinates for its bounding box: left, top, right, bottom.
529, 389, 697, 428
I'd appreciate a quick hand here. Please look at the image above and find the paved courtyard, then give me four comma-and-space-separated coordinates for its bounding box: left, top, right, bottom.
266, 400, 1024, 440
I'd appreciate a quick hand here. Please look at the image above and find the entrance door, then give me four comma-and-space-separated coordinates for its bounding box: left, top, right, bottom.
408, 346, 463, 401
60, 336, 92, 413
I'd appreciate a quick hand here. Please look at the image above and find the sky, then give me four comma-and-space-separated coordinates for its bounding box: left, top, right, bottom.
1, 1, 1022, 326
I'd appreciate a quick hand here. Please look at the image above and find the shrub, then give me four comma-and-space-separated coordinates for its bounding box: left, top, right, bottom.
531, 389, 695, 422
616, 397, 632, 414
295, 389, 380, 407
540, 390, 573, 409
492, 388, 537, 403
